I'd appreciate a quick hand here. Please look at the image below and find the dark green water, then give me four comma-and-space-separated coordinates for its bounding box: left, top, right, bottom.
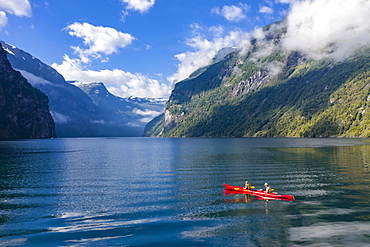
0, 138, 370, 246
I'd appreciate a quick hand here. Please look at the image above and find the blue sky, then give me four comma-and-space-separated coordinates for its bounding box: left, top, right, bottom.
1, 0, 370, 99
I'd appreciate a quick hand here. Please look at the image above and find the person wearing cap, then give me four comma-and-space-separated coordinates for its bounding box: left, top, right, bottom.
244, 181, 252, 190
264, 183, 272, 193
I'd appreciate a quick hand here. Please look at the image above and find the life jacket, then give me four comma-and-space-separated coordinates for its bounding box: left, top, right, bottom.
265, 186, 272, 193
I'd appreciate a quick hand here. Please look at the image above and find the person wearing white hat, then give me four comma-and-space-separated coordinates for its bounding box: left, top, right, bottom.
244, 181, 252, 190
264, 183, 272, 193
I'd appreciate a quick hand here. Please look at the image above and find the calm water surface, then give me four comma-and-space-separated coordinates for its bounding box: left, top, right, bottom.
0, 138, 370, 246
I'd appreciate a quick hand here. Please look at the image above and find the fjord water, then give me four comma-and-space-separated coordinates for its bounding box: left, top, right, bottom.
1, 138, 370, 246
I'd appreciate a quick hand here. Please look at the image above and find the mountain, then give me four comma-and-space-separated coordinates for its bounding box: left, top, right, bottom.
1, 41, 165, 137
144, 22, 370, 138
0, 43, 55, 139
72, 81, 166, 135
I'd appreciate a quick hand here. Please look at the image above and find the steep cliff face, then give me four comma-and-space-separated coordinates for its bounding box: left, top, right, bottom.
231, 70, 271, 96
145, 22, 370, 138
0, 45, 55, 139
1, 41, 107, 137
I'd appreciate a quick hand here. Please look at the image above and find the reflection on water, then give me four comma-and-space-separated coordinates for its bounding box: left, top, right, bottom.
224, 194, 253, 204
289, 221, 370, 245
0, 138, 370, 246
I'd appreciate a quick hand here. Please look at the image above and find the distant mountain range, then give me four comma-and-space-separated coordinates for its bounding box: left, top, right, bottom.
1, 41, 166, 137
144, 21, 370, 137
72, 81, 166, 134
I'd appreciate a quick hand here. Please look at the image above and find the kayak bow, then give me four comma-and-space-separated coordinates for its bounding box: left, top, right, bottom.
223, 183, 295, 201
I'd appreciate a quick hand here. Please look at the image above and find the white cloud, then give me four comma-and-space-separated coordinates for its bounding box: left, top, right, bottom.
52, 55, 172, 99
0, 11, 7, 28
282, 0, 370, 61
168, 26, 251, 84
0, 0, 32, 17
0, 0, 31, 28
259, 6, 273, 14
65, 22, 135, 63
251, 27, 280, 59
17, 70, 53, 86
120, 0, 155, 13
263, 61, 285, 77
53, 22, 171, 99
252, 27, 266, 40
212, 3, 250, 22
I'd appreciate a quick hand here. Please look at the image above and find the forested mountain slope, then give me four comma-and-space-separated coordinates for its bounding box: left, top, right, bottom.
145, 23, 370, 137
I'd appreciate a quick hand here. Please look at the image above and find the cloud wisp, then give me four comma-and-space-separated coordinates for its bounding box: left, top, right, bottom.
259, 6, 273, 14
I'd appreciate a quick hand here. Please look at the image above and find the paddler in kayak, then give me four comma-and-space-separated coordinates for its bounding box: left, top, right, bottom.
264, 183, 272, 193
244, 181, 252, 190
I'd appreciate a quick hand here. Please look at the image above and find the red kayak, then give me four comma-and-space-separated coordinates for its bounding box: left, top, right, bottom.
223, 183, 295, 201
